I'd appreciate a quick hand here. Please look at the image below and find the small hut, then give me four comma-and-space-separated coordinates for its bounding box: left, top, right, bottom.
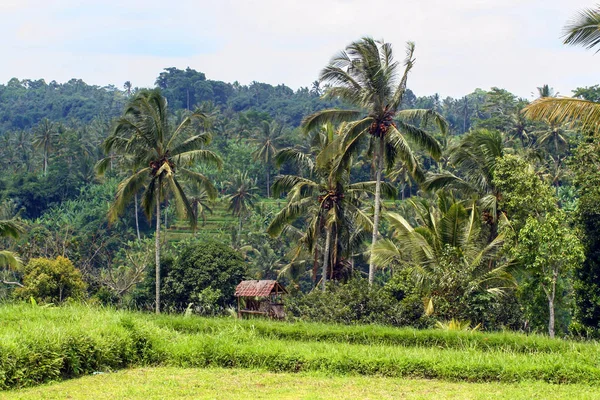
234, 280, 287, 319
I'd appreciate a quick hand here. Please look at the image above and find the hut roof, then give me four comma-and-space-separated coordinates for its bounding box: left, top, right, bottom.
234, 280, 286, 297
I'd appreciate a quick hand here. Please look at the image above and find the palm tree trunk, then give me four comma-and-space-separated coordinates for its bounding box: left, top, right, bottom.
369, 138, 385, 285
155, 193, 161, 314
322, 226, 332, 292
238, 215, 243, 246
134, 194, 141, 241
266, 168, 270, 198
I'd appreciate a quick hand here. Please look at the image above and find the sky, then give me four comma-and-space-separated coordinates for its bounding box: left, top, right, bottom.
0, 0, 597, 99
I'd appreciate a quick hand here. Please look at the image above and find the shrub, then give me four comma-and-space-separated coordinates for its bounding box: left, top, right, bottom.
285, 276, 430, 327
15, 256, 86, 303
161, 240, 246, 313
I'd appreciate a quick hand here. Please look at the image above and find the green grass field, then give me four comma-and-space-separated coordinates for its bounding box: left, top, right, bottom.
6, 367, 600, 400
1, 304, 599, 395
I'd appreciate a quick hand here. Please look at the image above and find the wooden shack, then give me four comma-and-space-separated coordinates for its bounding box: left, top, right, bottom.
234, 280, 287, 319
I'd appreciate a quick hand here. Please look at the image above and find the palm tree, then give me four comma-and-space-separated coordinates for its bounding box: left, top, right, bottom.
524, 6, 600, 131
32, 118, 59, 175
225, 170, 258, 245
97, 89, 222, 314
0, 219, 24, 288
268, 124, 390, 290
124, 81, 132, 96
251, 121, 284, 197
303, 38, 447, 285
424, 129, 505, 242
371, 194, 514, 318
186, 184, 213, 228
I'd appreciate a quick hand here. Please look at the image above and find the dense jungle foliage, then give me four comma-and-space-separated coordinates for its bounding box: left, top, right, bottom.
2, 12, 600, 340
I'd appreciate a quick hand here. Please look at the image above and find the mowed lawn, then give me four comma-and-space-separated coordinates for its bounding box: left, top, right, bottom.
4, 367, 600, 400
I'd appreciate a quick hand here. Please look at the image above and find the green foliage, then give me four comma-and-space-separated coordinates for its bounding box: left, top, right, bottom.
285, 276, 429, 327
15, 257, 87, 303
2, 305, 600, 391
571, 140, 600, 336
161, 240, 246, 313
513, 212, 584, 336
493, 154, 556, 231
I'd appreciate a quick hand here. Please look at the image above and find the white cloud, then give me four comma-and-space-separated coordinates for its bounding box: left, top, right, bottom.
0, 0, 598, 98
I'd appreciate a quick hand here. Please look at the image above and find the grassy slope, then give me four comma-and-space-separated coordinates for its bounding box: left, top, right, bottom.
6, 367, 600, 400
1, 304, 600, 390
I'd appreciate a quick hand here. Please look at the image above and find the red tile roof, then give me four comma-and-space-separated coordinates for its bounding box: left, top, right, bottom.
234, 280, 286, 297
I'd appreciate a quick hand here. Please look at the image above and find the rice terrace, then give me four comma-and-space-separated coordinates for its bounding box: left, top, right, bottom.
1, 1, 600, 399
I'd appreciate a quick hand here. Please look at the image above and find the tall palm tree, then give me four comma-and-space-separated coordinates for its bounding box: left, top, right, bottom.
371, 194, 514, 318
124, 81, 132, 96
303, 37, 447, 285
524, 6, 600, 130
186, 184, 213, 228
32, 118, 59, 175
251, 121, 284, 197
225, 170, 258, 245
97, 89, 222, 314
268, 124, 391, 290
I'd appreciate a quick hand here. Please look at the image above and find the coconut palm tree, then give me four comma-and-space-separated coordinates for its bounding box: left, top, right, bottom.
186, 184, 213, 228
303, 37, 447, 285
124, 81, 132, 96
251, 121, 284, 197
225, 170, 258, 245
97, 89, 222, 314
371, 193, 514, 318
524, 6, 600, 131
32, 118, 59, 175
268, 124, 392, 290
424, 129, 505, 242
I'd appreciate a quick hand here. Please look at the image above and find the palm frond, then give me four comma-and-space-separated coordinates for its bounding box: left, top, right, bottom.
302, 109, 362, 133
170, 133, 213, 157
395, 120, 442, 160
108, 168, 151, 223
563, 6, 600, 51
0, 220, 24, 239
175, 149, 223, 170
523, 97, 600, 133
0, 250, 21, 270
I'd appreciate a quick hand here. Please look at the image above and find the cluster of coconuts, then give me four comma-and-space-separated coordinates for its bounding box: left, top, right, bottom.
318, 190, 345, 210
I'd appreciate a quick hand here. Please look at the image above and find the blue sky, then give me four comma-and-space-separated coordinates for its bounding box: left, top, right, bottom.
1, 0, 597, 98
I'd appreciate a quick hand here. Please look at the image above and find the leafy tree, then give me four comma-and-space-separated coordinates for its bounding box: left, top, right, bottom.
161, 240, 246, 313
493, 154, 555, 232
16, 256, 86, 303
98, 89, 222, 313
303, 37, 447, 284
514, 212, 584, 338
571, 139, 600, 336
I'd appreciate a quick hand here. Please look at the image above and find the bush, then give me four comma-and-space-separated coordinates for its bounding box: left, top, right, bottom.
161, 240, 246, 313
15, 256, 87, 303
285, 276, 430, 328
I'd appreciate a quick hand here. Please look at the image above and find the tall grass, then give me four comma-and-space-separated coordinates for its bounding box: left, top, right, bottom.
0, 304, 598, 390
